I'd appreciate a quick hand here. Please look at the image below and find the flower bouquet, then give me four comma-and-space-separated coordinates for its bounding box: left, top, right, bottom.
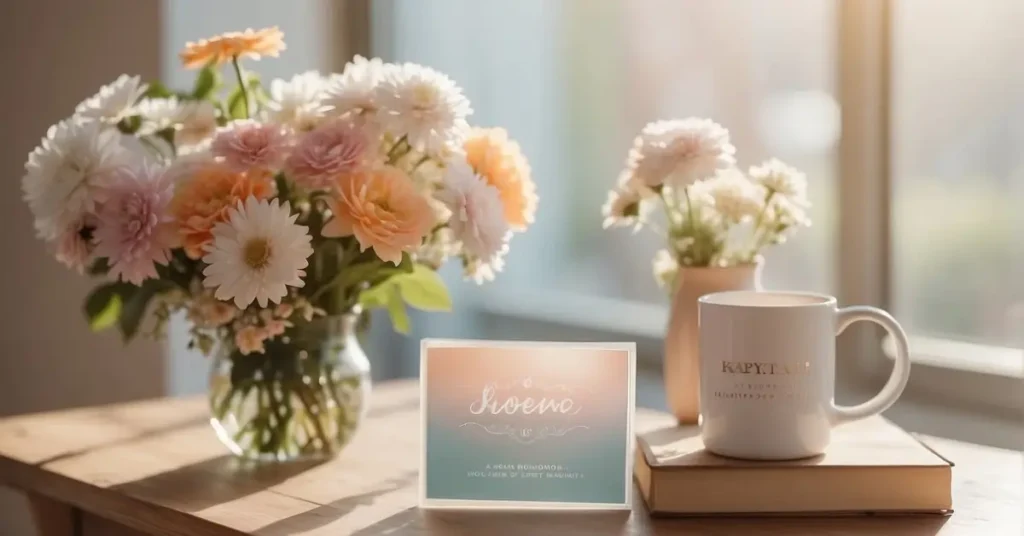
20, 27, 537, 460
601, 118, 810, 289
600, 118, 809, 423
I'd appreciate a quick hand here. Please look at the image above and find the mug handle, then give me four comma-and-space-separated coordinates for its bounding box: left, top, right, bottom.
829, 306, 912, 425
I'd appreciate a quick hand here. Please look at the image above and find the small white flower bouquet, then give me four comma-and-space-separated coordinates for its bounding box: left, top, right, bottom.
21, 26, 538, 351
601, 118, 810, 291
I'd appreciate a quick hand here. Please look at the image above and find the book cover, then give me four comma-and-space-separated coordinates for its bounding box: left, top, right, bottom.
634, 413, 953, 515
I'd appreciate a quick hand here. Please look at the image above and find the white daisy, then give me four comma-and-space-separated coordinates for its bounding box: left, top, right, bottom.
136, 97, 183, 135
202, 197, 314, 309
463, 254, 506, 284
703, 168, 763, 223
74, 74, 148, 123
602, 179, 650, 231
174, 100, 219, 153
323, 56, 390, 123
631, 118, 735, 189
375, 63, 472, 155
22, 118, 140, 240
767, 195, 812, 231
652, 249, 679, 290
263, 71, 330, 132
436, 159, 509, 263
749, 158, 808, 205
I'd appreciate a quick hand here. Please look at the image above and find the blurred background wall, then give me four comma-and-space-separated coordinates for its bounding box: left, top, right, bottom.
0, 2, 163, 533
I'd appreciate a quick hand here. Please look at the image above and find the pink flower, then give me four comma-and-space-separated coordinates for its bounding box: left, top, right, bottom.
284, 118, 368, 190
55, 215, 97, 272
436, 159, 509, 262
93, 164, 178, 285
235, 325, 268, 355
211, 120, 290, 172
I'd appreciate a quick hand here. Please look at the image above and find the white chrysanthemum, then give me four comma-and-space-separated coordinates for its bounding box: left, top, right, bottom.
463, 254, 506, 284
652, 249, 679, 290
323, 56, 390, 123
436, 160, 509, 263
202, 197, 314, 309
74, 75, 148, 123
136, 97, 183, 135
602, 181, 650, 231
415, 227, 459, 269
175, 100, 219, 153
263, 71, 330, 132
22, 118, 139, 240
749, 158, 808, 204
630, 118, 735, 188
703, 168, 763, 223
375, 63, 472, 155
768, 195, 812, 231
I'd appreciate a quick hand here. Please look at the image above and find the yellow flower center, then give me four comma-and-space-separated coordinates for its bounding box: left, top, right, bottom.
243, 238, 272, 270
411, 84, 438, 110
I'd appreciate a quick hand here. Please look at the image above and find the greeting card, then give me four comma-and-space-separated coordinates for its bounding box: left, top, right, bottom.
420, 340, 635, 509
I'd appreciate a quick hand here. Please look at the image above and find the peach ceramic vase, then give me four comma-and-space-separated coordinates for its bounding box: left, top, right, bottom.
663, 261, 763, 424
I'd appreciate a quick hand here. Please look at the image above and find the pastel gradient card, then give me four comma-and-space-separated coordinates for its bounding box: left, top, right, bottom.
419, 340, 635, 510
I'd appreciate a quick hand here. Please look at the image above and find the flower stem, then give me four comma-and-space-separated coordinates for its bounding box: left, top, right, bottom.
386, 135, 410, 164
410, 155, 431, 173
658, 187, 682, 228
231, 56, 250, 119
748, 190, 776, 261
682, 187, 703, 264
295, 386, 332, 452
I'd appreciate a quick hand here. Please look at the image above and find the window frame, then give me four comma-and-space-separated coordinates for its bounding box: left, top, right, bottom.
840, 0, 1023, 416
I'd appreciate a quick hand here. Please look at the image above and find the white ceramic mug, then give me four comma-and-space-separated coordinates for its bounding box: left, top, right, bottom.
698, 290, 911, 460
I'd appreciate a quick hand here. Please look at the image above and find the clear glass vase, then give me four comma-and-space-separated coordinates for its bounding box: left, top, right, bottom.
208, 313, 371, 462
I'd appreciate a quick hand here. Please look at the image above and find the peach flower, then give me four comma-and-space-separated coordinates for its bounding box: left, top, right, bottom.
180, 27, 285, 69
322, 166, 434, 265
464, 127, 537, 231
235, 325, 268, 355
170, 161, 273, 259
188, 293, 237, 328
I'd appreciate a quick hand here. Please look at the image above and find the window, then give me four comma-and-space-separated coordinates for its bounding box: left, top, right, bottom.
379, 0, 837, 330
892, 0, 1024, 352
376, 0, 1023, 410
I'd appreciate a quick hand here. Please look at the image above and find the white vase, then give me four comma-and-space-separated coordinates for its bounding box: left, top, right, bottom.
663, 262, 763, 424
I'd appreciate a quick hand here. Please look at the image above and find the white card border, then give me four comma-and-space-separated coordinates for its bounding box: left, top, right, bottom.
419, 338, 636, 510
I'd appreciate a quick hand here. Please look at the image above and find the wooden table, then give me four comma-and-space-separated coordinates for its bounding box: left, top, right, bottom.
0, 380, 1020, 535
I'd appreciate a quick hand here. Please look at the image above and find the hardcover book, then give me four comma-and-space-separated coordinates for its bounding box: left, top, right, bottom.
634, 414, 953, 515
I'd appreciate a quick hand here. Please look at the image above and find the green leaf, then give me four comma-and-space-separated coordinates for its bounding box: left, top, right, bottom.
118, 279, 174, 342
142, 82, 174, 100
227, 86, 248, 120
116, 115, 142, 135
394, 264, 452, 312
191, 65, 220, 100
386, 290, 410, 334
246, 75, 268, 106
356, 263, 449, 333
87, 258, 110, 277
274, 173, 291, 204
84, 283, 130, 331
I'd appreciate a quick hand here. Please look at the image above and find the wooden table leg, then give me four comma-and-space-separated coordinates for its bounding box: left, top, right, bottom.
27, 493, 76, 536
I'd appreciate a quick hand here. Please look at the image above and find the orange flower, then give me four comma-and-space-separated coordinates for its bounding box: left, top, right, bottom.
323, 166, 434, 265
171, 162, 274, 258
180, 27, 286, 69
464, 127, 537, 231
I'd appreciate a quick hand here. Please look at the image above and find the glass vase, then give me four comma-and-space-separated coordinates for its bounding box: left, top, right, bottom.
208, 313, 371, 462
